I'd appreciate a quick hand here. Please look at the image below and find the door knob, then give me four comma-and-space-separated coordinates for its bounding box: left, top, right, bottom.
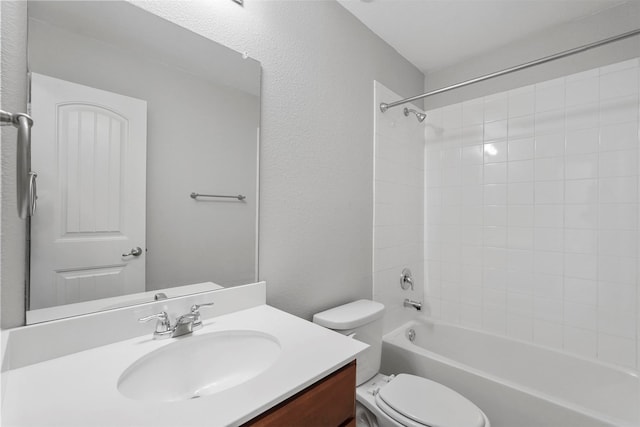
122, 247, 143, 257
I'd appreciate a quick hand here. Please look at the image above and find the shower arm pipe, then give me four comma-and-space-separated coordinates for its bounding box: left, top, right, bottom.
380, 28, 640, 113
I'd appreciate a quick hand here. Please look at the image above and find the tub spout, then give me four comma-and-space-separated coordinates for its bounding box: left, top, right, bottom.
404, 299, 422, 311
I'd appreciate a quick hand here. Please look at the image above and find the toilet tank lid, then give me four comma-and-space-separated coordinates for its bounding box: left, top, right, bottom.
313, 300, 385, 330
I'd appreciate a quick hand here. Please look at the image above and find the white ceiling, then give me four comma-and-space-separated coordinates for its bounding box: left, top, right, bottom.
337, 0, 628, 74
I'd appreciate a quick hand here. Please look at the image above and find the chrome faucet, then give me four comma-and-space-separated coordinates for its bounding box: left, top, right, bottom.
403, 298, 422, 311
139, 302, 214, 339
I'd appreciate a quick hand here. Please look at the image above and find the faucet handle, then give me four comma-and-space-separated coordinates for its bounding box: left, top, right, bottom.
138, 311, 172, 338
191, 301, 215, 313
190, 302, 214, 329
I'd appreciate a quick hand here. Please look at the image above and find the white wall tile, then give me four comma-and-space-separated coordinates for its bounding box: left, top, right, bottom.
600, 68, 639, 100
598, 204, 637, 230
565, 154, 598, 180
534, 228, 563, 252
598, 149, 638, 177
564, 253, 597, 281
462, 165, 483, 186
535, 133, 565, 158
566, 76, 599, 107
536, 110, 565, 135
598, 256, 636, 285
484, 184, 507, 205
598, 310, 635, 339
535, 181, 564, 204
565, 128, 599, 155
483, 307, 507, 334
564, 277, 597, 306
598, 230, 637, 257
534, 273, 563, 299
508, 160, 535, 183
459, 304, 482, 328
600, 96, 639, 126
535, 157, 564, 181
507, 314, 534, 341
599, 121, 639, 151
509, 271, 535, 295
599, 58, 639, 75
564, 229, 596, 254
535, 297, 564, 322
598, 282, 636, 313
534, 319, 563, 349
536, 81, 565, 113
535, 205, 564, 228
564, 301, 597, 330
461, 124, 484, 146
483, 142, 508, 163
509, 205, 534, 227
484, 93, 508, 122
599, 177, 637, 203
534, 251, 563, 276
484, 226, 507, 248
565, 179, 598, 204
508, 182, 534, 204
598, 333, 636, 368
443, 104, 463, 129
563, 326, 597, 358
508, 227, 534, 250
462, 145, 483, 165
508, 115, 535, 139
484, 163, 507, 184
508, 137, 534, 161
508, 86, 535, 118
423, 59, 640, 370
484, 119, 508, 141
462, 98, 484, 126
566, 104, 599, 131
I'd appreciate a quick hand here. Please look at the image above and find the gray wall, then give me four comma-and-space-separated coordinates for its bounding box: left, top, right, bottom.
1, 1, 28, 328
424, 1, 640, 109
28, 19, 259, 296
0, 0, 424, 327
133, 0, 425, 320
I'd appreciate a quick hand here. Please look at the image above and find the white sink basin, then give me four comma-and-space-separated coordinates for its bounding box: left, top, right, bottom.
117, 330, 281, 402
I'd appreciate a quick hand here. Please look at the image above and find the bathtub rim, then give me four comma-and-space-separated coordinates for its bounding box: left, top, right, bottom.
383, 316, 639, 427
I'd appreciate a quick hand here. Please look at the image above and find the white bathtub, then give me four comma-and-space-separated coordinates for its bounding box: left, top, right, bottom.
381, 318, 639, 427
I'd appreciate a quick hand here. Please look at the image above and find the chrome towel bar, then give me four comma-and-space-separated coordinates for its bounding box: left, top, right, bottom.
1, 109, 36, 218
190, 192, 246, 201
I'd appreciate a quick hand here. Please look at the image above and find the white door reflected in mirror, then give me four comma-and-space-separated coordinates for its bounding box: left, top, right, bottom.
30, 73, 147, 310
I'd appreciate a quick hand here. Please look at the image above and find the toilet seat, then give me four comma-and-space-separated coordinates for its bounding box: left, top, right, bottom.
374, 374, 485, 427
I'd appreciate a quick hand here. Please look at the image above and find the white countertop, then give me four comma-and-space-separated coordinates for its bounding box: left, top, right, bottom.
1, 304, 367, 427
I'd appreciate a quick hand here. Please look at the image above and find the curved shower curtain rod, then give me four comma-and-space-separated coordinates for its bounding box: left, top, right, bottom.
380, 28, 640, 113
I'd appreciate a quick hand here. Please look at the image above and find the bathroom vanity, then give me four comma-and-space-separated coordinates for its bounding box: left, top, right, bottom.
245, 361, 357, 426
1, 283, 366, 426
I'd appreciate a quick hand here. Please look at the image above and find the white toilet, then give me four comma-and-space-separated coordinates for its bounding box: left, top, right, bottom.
313, 300, 490, 427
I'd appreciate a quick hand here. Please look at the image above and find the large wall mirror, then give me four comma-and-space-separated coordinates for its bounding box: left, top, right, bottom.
26, 1, 260, 324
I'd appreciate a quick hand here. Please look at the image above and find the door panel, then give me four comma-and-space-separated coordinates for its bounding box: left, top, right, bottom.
30, 73, 147, 310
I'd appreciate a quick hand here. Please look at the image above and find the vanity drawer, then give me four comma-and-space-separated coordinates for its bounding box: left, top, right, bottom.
244, 360, 356, 427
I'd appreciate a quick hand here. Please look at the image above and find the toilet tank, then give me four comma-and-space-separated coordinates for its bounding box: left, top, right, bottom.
313, 300, 385, 386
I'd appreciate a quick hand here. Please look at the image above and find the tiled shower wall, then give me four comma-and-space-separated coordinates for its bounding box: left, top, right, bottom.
374, 81, 424, 332
424, 58, 640, 369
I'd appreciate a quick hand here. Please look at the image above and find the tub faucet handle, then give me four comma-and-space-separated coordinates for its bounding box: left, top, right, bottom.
400, 268, 414, 291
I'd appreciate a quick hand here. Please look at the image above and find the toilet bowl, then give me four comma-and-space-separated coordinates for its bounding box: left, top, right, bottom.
313, 300, 490, 427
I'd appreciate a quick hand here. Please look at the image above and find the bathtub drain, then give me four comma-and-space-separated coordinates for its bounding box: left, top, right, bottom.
406, 328, 416, 342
